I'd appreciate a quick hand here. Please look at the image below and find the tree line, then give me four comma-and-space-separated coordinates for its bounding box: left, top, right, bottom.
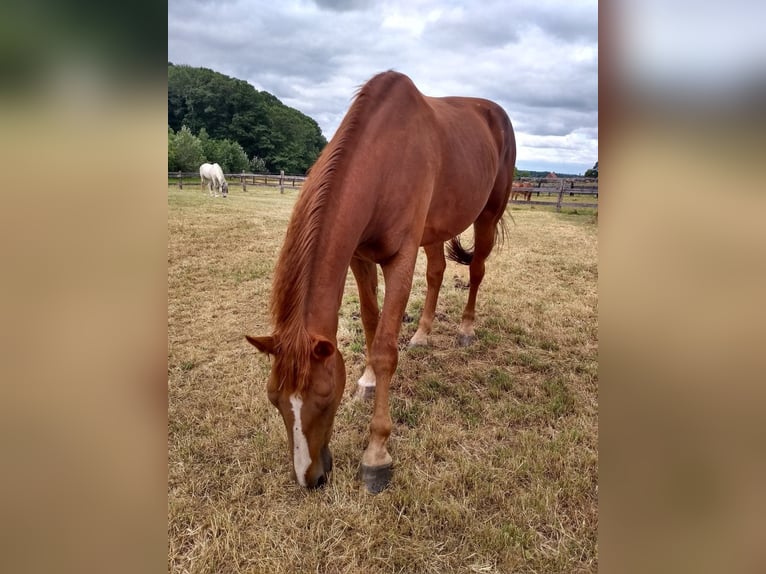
517, 162, 598, 179
168, 125, 266, 174
168, 63, 327, 174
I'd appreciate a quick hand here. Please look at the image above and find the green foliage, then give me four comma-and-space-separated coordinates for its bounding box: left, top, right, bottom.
197, 127, 214, 160
168, 64, 327, 174
167, 126, 176, 170
249, 155, 266, 173
168, 125, 250, 173
169, 125, 204, 172
584, 161, 598, 178
214, 139, 250, 173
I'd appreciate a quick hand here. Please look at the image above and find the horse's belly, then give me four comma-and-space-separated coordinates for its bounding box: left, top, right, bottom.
421, 190, 493, 245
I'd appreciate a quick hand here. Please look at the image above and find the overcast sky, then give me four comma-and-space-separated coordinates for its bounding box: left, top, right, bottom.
168, 0, 598, 175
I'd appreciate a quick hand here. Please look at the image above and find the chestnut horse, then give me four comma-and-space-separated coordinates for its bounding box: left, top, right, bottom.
246, 71, 516, 493
511, 180, 532, 201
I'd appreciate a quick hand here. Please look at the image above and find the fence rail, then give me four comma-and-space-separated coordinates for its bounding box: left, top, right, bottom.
511, 177, 598, 211
168, 172, 598, 211
168, 170, 307, 193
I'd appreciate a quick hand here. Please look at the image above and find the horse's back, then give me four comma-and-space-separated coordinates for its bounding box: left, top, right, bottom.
427, 96, 514, 173
199, 162, 225, 183
312, 71, 515, 253
417, 96, 515, 243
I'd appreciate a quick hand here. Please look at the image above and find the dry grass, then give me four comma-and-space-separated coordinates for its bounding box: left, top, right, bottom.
168, 185, 598, 573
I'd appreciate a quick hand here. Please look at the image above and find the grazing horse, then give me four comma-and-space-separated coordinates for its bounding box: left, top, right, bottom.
199, 162, 228, 197
246, 71, 516, 493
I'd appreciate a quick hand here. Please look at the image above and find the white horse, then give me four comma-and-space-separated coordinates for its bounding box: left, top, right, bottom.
199, 163, 229, 197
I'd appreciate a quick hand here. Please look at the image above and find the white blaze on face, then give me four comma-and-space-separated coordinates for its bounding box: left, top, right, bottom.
289, 393, 311, 487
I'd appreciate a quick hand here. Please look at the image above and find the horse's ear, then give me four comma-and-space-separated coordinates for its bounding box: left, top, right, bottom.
246, 335, 277, 355
311, 337, 335, 362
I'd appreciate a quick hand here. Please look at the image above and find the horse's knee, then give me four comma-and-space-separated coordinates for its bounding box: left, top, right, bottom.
370, 343, 398, 377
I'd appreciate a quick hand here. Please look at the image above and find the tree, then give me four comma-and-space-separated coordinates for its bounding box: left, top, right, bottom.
197, 127, 217, 162
169, 125, 204, 172
214, 139, 250, 173
250, 155, 267, 173
168, 64, 327, 174
167, 126, 176, 170
584, 161, 598, 178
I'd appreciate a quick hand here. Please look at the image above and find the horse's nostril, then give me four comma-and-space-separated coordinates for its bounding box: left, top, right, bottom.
315, 473, 327, 488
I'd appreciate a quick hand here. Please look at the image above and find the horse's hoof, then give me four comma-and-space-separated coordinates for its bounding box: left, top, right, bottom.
358, 462, 393, 493
457, 334, 476, 347
408, 339, 428, 349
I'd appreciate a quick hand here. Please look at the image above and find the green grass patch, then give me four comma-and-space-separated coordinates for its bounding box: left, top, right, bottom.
543, 377, 576, 418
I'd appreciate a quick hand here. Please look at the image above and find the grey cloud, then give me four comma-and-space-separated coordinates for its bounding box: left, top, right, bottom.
313, 0, 373, 11
168, 0, 598, 173
529, 7, 598, 43
423, 13, 522, 50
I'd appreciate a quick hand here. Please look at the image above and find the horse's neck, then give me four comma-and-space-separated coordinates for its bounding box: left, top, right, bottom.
302, 222, 360, 338
285, 143, 375, 339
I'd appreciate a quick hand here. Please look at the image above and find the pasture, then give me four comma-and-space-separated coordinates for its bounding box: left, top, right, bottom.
168, 185, 598, 573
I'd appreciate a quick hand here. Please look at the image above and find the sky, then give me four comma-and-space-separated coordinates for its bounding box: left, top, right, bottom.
168, 0, 598, 175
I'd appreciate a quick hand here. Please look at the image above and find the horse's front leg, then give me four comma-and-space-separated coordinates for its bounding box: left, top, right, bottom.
409, 242, 446, 347
349, 255, 379, 400
359, 245, 418, 493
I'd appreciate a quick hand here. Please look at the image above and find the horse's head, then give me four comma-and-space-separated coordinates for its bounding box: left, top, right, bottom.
246, 333, 346, 488
221, 181, 229, 195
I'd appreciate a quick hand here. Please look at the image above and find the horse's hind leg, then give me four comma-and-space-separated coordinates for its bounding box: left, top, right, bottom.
409, 242, 446, 347
458, 215, 499, 346
350, 255, 380, 399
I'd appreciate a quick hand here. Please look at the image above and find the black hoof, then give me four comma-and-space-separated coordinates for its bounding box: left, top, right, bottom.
358, 463, 393, 493
457, 334, 476, 347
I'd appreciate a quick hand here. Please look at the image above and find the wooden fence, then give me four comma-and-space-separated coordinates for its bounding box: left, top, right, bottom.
510, 177, 598, 211
168, 171, 598, 211
168, 170, 307, 194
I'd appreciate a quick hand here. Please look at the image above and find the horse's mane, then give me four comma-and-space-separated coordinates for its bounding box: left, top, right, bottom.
269, 71, 406, 392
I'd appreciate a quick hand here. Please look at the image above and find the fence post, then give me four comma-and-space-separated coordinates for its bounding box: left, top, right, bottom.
279, 170, 285, 194
177, 171, 183, 190
241, 170, 247, 192
556, 179, 564, 212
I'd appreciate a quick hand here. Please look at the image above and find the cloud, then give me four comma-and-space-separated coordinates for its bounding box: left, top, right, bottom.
313, 0, 373, 12
168, 0, 599, 173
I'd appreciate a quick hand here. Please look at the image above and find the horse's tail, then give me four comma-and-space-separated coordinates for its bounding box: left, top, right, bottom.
445, 236, 473, 265
446, 217, 508, 266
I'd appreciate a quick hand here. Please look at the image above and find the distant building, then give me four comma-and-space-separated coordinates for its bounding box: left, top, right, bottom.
545, 172, 558, 179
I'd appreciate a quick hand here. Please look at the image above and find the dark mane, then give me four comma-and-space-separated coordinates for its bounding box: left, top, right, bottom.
269, 71, 406, 391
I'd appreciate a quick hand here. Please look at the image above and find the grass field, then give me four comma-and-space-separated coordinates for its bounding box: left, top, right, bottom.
168, 185, 598, 573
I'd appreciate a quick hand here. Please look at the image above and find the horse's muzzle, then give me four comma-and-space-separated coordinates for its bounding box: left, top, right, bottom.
305, 446, 333, 489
